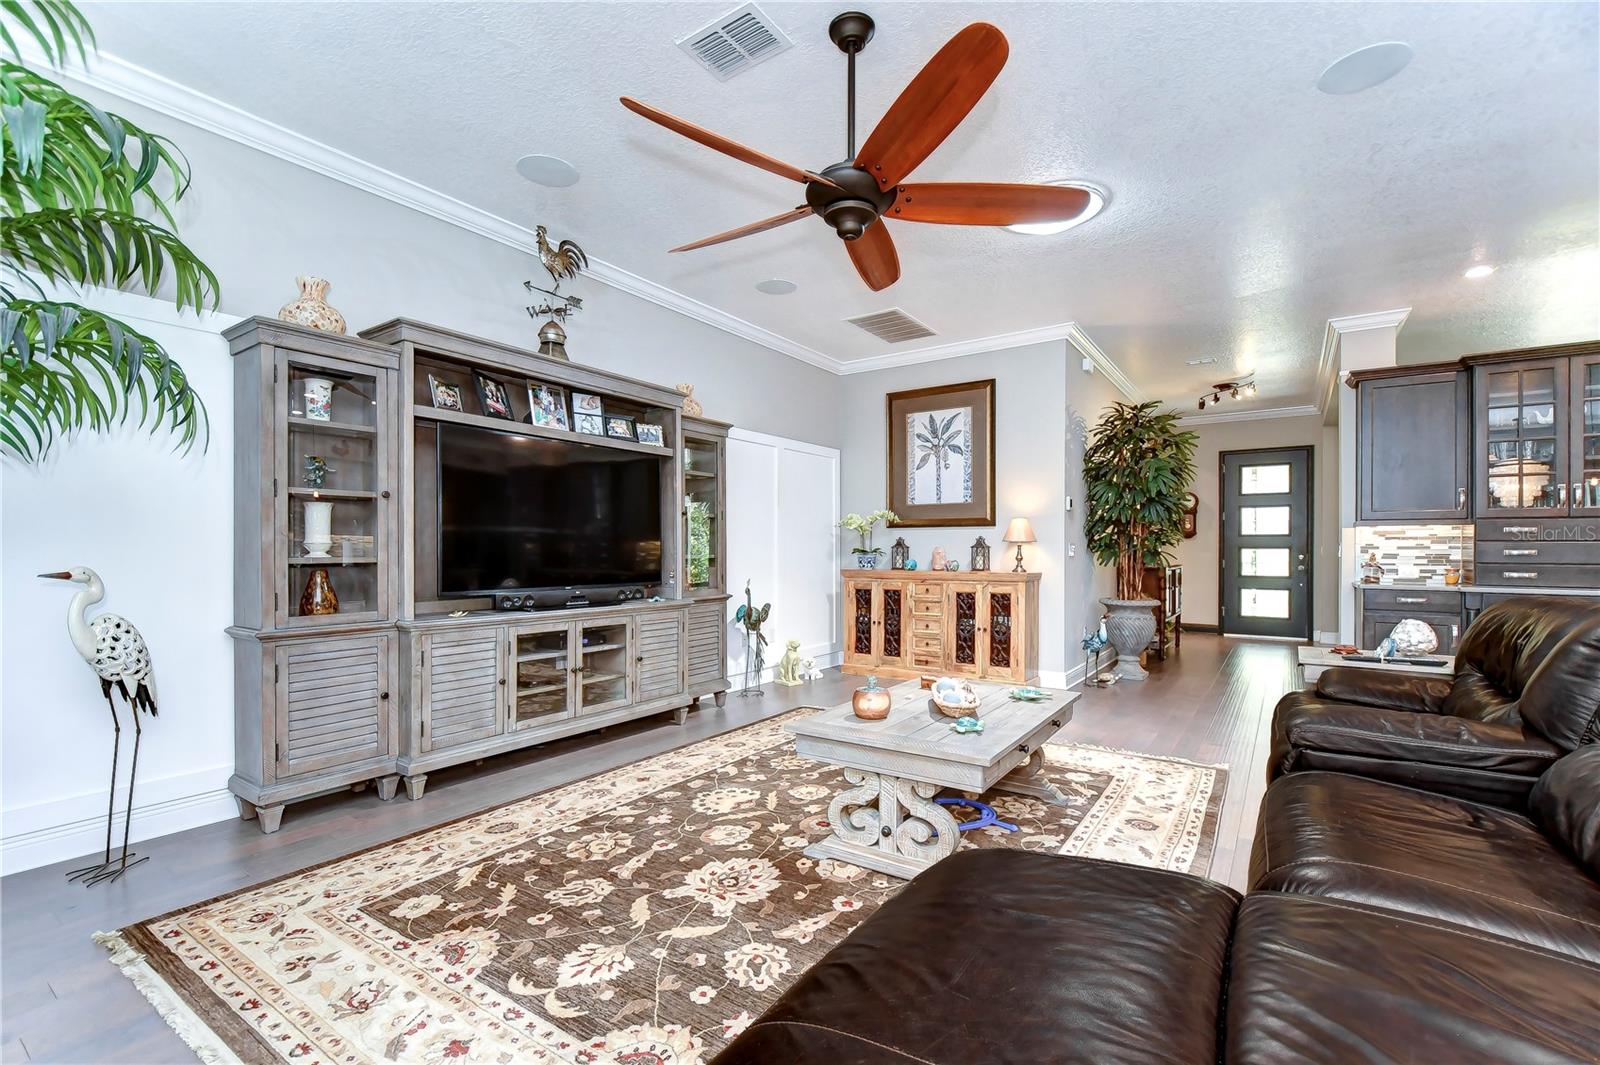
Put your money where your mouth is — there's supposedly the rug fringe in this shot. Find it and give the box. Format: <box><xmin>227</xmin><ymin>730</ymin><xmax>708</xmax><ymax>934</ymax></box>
<box><xmin>1046</xmin><ymin>739</ymin><xmax>1229</xmax><ymax>772</ymax></box>
<box><xmin>94</xmin><ymin>930</ymin><xmax>240</xmax><ymax>1064</ymax></box>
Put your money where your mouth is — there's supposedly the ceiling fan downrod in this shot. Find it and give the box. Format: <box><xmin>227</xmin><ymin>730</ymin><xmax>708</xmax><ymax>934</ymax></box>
<box><xmin>829</xmin><ymin>11</ymin><xmax>875</xmax><ymax>159</ymax></box>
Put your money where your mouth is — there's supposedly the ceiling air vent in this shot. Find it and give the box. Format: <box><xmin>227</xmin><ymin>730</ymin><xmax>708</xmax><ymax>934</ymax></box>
<box><xmin>845</xmin><ymin>308</ymin><xmax>937</xmax><ymax>344</ymax></box>
<box><xmin>678</xmin><ymin>3</ymin><xmax>793</xmax><ymax>82</ymax></box>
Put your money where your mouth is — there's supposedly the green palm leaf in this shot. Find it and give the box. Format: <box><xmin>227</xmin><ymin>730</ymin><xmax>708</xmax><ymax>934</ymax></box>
<box><xmin>1</xmin><ymin>2</ymin><xmax>219</xmax><ymax>463</ymax></box>
<box><xmin>1</xmin><ymin>294</ymin><xmax>205</xmax><ymax>461</ymax></box>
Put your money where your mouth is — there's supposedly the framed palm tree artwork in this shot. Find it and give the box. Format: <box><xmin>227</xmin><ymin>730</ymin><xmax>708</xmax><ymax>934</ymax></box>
<box><xmin>885</xmin><ymin>379</ymin><xmax>995</xmax><ymax>527</ymax></box>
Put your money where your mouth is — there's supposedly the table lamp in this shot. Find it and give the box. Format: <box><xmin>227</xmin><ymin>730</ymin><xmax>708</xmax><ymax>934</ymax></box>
<box><xmin>1004</xmin><ymin>517</ymin><xmax>1036</xmax><ymax>573</ymax></box>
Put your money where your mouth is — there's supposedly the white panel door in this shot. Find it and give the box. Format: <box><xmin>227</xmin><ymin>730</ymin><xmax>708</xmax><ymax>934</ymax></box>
<box><xmin>725</xmin><ymin>429</ymin><xmax>840</xmax><ymax>683</ymax></box>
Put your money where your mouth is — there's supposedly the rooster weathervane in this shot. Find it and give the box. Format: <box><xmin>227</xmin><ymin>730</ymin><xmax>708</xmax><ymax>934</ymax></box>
<box><xmin>525</xmin><ymin>224</ymin><xmax>589</xmax><ymax>359</ymax></box>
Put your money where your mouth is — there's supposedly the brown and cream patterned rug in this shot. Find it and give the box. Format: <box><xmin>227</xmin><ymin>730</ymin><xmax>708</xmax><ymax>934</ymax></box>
<box><xmin>98</xmin><ymin>709</ymin><xmax>1225</xmax><ymax>1065</ymax></box>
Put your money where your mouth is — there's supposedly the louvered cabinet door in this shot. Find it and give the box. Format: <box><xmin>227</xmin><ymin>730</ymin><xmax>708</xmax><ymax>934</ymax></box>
<box><xmin>637</xmin><ymin>612</ymin><xmax>686</xmax><ymax>703</ymax></box>
<box><xmin>420</xmin><ymin>629</ymin><xmax>506</xmax><ymax>752</ymax></box>
<box><xmin>274</xmin><ymin>634</ymin><xmax>393</xmax><ymax>778</ymax></box>
<box><xmin>687</xmin><ymin>601</ymin><xmax>726</xmax><ymax>689</ymax></box>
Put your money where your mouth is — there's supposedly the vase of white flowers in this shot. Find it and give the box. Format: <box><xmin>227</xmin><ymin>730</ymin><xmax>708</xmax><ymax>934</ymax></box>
<box><xmin>839</xmin><ymin>510</ymin><xmax>898</xmax><ymax>569</ymax></box>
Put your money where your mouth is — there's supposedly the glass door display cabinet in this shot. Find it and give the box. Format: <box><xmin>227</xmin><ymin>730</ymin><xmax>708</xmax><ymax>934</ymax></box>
<box><xmin>1573</xmin><ymin>352</ymin><xmax>1600</xmax><ymax>516</ymax></box>
<box><xmin>1475</xmin><ymin>358</ymin><xmax>1568</xmax><ymax>517</ymax></box>
<box><xmin>577</xmin><ymin>619</ymin><xmax>633</xmax><ymax>714</ymax></box>
<box><xmin>682</xmin><ymin>418</ymin><xmax>730</xmax><ymax>595</ymax></box>
<box><xmin>277</xmin><ymin>349</ymin><xmax>394</xmax><ymax>627</ymax></box>
<box><xmin>512</xmin><ymin>622</ymin><xmax>576</xmax><ymax>731</ymax></box>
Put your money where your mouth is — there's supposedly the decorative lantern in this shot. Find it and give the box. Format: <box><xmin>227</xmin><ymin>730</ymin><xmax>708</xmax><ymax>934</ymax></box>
<box><xmin>970</xmin><ymin>536</ymin><xmax>991</xmax><ymax>572</ymax></box>
<box><xmin>889</xmin><ymin>536</ymin><xmax>910</xmax><ymax>570</ymax></box>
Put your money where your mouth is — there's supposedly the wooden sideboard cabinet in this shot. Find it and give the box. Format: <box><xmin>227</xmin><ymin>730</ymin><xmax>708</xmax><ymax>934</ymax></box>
<box><xmin>842</xmin><ymin>569</ymin><xmax>1039</xmax><ymax>684</ymax></box>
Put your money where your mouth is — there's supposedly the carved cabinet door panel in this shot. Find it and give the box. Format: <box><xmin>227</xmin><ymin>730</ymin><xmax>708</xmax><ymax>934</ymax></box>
<box><xmin>877</xmin><ymin>582</ymin><xmax>911</xmax><ymax>671</ymax></box>
<box><xmin>979</xmin><ymin>585</ymin><xmax>1024</xmax><ymax>682</ymax></box>
<box><xmin>944</xmin><ymin>582</ymin><xmax>984</xmax><ymax>678</ymax></box>
<box><xmin>843</xmin><ymin>578</ymin><xmax>877</xmax><ymax>671</ymax></box>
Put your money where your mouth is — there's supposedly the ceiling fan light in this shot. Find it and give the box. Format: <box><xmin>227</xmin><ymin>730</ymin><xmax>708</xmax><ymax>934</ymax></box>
<box><xmin>1231</xmin><ymin>387</ymin><xmax>1241</xmax><ymax>400</ymax></box>
<box><xmin>1198</xmin><ymin>397</ymin><xmax>1207</xmax><ymax>411</ymax></box>
<box><xmin>1006</xmin><ymin>184</ymin><xmax>1107</xmax><ymax>235</ymax></box>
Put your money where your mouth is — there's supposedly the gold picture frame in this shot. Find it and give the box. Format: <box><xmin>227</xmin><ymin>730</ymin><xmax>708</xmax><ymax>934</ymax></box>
<box><xmin>886</xmin><ymin>379</ymin><xmax>995</xmax><ymax>528</ymax></box>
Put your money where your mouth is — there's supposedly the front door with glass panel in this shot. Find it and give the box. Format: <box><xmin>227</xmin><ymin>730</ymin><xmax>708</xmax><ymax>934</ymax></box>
<box><xmin>1221</xmin><ymin>448</ymin><xmax>1311</xmax><ymax>639</ymax></box>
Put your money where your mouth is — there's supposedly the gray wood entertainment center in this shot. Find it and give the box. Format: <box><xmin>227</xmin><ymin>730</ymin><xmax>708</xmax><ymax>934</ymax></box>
<box><xmin>225</xmin><ymin>317</ymin><xmax>730</xmax><ymax>832</ymax></box>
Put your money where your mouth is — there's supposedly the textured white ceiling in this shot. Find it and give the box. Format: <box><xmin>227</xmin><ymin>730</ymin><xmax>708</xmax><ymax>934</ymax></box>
<box><xmin>81</xmin><ymin>1</ymin><xmax>1599</xmax><ymax>409</ymax></box>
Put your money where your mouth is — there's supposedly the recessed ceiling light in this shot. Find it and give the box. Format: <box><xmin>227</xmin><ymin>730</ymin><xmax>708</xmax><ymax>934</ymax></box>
<box><xmin>755</xmin><ymin>278</ymin><xmax>797</xmax><ymax>295</ymax></box>
<box><xmin>515</xmin><ymin>154</ymin><xmax>580</xmax><ymax>188</ymax></box>
<box><xmin>1005</xmin><ymin>182</ymin><xmax>1107</xmax><ymax>236</ymax></box>
<box><xmin>1317</xmin><ymin>42</ymin><xmax>1414</xmax><ymax>95</ymax></box>
<box><xmin>1463</xmin><ymin>264</ymin><xmax>1496</xmax><ymax>280</ymax></box>
<box><xmin>1186</xmin><ymin>356</ymin><xmax>1220</xmax><ymax>366</ymax></box>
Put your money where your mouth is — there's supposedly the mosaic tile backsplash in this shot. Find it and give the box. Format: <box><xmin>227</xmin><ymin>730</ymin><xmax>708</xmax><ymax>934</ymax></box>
<box><xmin>1357</xmin><ymin>525</ymin><xmax>1474</xmax><ymax>583</ymax></box>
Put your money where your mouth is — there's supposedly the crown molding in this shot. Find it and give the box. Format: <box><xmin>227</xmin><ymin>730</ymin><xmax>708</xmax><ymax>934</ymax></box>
<box><xmin>1316</xmin><ymin>307</ymin><xmax>1412</xmax><ymax>416</ymax></box>
<box><xmin>1179</xmin><ymin>403</ymin><xmax>1321</xmax><ymax>425</ymax></box>
<box><xmin>1063</xmin><ymin>324</ymin><xmax>1146</xmax><ymax>401</ymax></box>
<box><xmin>42</xmin><ymin>48</ymin><xmax>1156</xmax><ymax>390</ymax></box>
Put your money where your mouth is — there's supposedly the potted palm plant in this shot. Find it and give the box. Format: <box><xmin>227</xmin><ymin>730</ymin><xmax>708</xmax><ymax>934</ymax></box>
<box><xmin>2</xmin><ymin>1</ymin><xmax>219</xmax><ymax>462</ymax></box>
<box><xmin>1083</xmin><ymin>401</ymin><xmax>1197</xmax><ymax>680</ymax></box>
<box><xmin>839</xmin><ymin>510</ymin><xmax>898</xmax><ymax>569</ymax></box>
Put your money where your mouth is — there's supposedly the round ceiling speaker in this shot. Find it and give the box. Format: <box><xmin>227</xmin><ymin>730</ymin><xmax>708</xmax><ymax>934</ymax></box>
<box><xmin>516</xmin><ymin>154</ymin><xmax>580</xmax><ymax>187</ymax></box>
<box><xmin>1317</xmin><ymin>42</ymin><xmax>1414</xmax><ymax>95</ymax></box>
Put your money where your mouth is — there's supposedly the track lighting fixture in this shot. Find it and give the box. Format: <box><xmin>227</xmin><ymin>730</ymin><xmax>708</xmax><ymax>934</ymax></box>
<box><xmin>1195</xmin><ymin>376</ymin><xmax>1257</xmax><ymax>410</ymax></box>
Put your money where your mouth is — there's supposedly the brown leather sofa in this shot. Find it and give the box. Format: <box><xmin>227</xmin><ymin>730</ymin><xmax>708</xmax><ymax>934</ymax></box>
<box><xmin>1269</xmin><ymin>597</ymin><xmax>1600</xmax><ymax>806</ymax></box>
<box><xmin>712</xmin><ymin>746</ymin><xmax>1600</xmax><ymax>1065</ymax></box>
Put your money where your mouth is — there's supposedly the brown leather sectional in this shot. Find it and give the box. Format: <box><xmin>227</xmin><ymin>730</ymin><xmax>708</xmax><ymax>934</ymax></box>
<box><xmin>713</xmin><ymin>599</ymin><xmax>1600</xmax><ymax>1065</ymax></box>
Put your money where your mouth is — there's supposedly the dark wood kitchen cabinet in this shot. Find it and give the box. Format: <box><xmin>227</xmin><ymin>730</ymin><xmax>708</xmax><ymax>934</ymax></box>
<box><xmin>1357</xmin><ymin>369</ymin><xmax>1471</xmax><ymax>523</ymax></box>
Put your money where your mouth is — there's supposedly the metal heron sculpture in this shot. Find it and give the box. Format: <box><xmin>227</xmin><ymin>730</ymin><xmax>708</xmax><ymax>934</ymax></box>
<box><xmin>40</xmin><ymin>567</ymin><xmax>157</xmax><ymax>885</ymax></box>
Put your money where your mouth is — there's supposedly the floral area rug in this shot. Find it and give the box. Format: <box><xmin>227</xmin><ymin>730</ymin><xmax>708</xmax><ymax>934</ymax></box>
<box><xmin>98</xmin><ymin>709</ymin><xmax>1226</xmax><ymax>1065</ymax></box>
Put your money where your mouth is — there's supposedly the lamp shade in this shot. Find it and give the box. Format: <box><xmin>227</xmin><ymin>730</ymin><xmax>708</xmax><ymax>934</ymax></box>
<box><xmin>1003</xmin><ymin>517</ymin><xmax>1036</xmax><ymax>544</ymax></box>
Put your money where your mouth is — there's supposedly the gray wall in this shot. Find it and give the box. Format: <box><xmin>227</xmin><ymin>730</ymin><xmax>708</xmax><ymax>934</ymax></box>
<box><xmin>75</xmin><ymin>84</ymin><xmax>844</xmax><ymax>450</ymax></box>
<box><xmin>837</xmin><ymin>342</ymin><xmax>1126</xmax><ymax>682</ymax></box>
<box><xmin>1172</xmin><ymin>414</ymin><xmax>1340</xmax><ymax>637</ymax></box>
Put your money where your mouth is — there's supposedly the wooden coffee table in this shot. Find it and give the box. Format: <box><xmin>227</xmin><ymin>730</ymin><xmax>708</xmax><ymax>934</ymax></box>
<box><xmin>785</xmin><ymin>680</ymin><xmax>1078</xmax><ymax>878</ymax></box>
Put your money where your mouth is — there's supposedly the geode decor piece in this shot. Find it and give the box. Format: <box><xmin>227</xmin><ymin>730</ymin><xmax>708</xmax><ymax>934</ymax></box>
<box><xmin>1389</xmin><ymin>618</ymin><xmax>1440</xmax><ymax>657</ymax></box>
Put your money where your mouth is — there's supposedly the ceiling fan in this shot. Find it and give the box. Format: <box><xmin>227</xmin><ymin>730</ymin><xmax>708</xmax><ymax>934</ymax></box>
<box><xmin>620</xmin><ymin>12</ymin><xmax>1094</xmax><ymax>291</ymax></box>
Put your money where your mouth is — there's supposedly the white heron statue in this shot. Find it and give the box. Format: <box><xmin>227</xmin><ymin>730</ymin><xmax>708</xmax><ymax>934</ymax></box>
<box><xmin>39</xmin><ymin>566</ymin><xmax>156</xmax><ymax>885</ymax></box>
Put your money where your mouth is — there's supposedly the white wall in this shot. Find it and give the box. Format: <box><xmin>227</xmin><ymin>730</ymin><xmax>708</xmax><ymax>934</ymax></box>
<box><xmin>837</xmin><ymin>342</ymin><xmax>1128</xmax><ymax>687</ymax></box>
<box><xmin>1</xmin><ymin>292</ymin><xmax>242</xmax><ymax>872</ymax></box>
<box><xmin>724</xmin><ymin>430</ymin><xmax>841</xmax><ymax>686</ymax></box>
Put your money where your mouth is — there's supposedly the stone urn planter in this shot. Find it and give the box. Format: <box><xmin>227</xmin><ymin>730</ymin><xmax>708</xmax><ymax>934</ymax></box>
<box><xmin>1099</xmin><ymin>597</ymin><xmax>1159</xmax><ymax>681</ymax></box>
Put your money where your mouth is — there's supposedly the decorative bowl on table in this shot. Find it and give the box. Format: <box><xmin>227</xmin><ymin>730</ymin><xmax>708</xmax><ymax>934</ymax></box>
<box><xmin>852</xmin><ymin>675</ymin><xmax>893</xmax><ymax>720</ymax></box>
<box><xmin>930</xmin><ymin>677</ymin><xmax>980</xmax><ymax>718</ymax></box>
<box><xmin>1389</xmin><ymin>619</ymin><xmax>1440</xmax><ymax>657</ymax></box>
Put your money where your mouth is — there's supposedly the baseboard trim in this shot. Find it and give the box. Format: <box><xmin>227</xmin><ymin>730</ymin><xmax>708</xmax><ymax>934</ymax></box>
<box><xmin>2</xmin><ymin>771</ymin><xmax>237</xmax><ymax>875</ymax></box>
<box><xmin>1181</xmin><ymin>623</ymin><xmax>1220</xmax><ymax>634</ymax></box>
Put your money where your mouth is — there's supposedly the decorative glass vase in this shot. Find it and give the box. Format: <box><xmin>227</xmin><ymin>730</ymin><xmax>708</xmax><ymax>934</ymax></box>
<box><xmin>299</xmin><ymin>568</ymin><xmax>339</xmax><ymax>616</ymax></box>
<box><xmin>278</xmin><ymin>276</ymin><xmax>347</xmax><ymax>335</ymax></box>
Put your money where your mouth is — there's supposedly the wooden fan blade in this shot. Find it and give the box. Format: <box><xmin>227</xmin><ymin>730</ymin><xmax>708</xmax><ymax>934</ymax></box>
<box><xmin>620</xmin><ymin>97</ymin><xmax>840</xmax><ymax>189</ymax></box>
<box><xmin>888</xmin><ymin>183</ymin><xmax>1092</xmax><ymax>226</ymax></box>
<box><xmin>669</xmin><ymin>206</ymin><xmax>814</xmax><ymax>253</ymax></box>
<box><xmin>845</xmin><ymin>222</ymin><xmax>900</xmax><ymax>292</ymax></box>
<box><xmin>855</xmin><ymin>23</ymin><xmax>1009</xmax><ymax>191</ymax></box>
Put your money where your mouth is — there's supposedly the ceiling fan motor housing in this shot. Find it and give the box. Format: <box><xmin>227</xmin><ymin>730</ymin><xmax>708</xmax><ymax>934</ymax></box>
<box><xmin>808</xmin><ymin>161</ymin><xmax>895</xmax><ymax>240</ymax></box>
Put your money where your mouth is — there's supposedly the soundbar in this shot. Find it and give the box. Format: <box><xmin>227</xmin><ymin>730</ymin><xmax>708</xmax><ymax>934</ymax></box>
<box><xmin>493</xmin><ymin>587</ymin><xmax>648</xmax><ymax>612</ymax></box>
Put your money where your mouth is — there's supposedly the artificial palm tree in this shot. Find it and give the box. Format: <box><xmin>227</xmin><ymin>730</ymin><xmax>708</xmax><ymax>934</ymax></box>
<box><xmin>1</xmin><ymin>0</ymin><xmax>219</xmax><ymax>462</ymax></box>
<box><xmin>1084</xmin><ymin>400</ymin><xmax>1198</xmax><ymax>598</ymax></box>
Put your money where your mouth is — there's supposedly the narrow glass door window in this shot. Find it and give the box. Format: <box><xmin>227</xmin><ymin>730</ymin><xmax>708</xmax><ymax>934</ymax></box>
<box><xmin>1485</xmin><ymin>366</ymin><xmax>1562</xmax><ymax>510</ymax></box>
<box><xmin>684</xmin><ymin>437</ymin><xmax>720</xmax><ymax>590</ymax></box>
<box><xmin>285</xmin><ymin>361</ymin><xmax>383</xmax><ymax>620</ymax></box>
<box><xmin>1577</xmin><ymin>361</ymin><xmax>1600</xmax><ymax>511</ymax></box>
<box><xmin>579</xmin><ymin>621</ymin><xmax>631</xmax><ymax>713</ymax></box>
<box><xmin>987</xmin><ymin>590</ymin><xmax>1014</xmax><ymax>669</ymax></box>
<box><xmin>952</xmin><ymin>590</ymin><xmax>979</xmax><ymax>667</ymax></box>
<box><xmin>514</xmin><ymin>627</ymin><xmax>574</xmax><ymax>728</ymax></box>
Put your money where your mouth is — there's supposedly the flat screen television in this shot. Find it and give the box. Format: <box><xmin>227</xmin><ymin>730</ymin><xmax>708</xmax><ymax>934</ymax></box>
<box><xmin>437</xmin><ymin>423</ymin><xmax>663</xmax><ymax>596</ymax></box>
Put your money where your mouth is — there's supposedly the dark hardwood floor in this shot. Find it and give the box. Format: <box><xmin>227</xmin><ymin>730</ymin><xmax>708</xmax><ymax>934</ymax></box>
<box><xmin>0</xmin><ymin>634</ymin><xmax>1293</xmax><ymax>1063</ymax></box>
